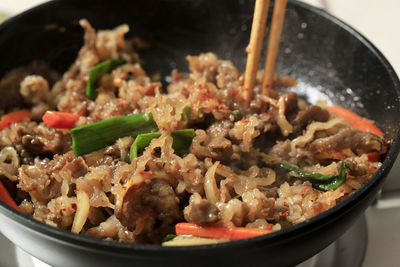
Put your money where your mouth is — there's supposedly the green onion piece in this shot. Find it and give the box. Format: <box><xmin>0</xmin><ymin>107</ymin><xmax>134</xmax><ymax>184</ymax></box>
<box><xmin>278</xmin><ymin>161</ymin><xmax>348</xmax><ymax>191</ymax></box>
<box><xmin>311</xmin><ymin>161</ymin><xmax>348</xmax><ymax>191</ymax></box>
<box><xmin>129</xmin><ymin>132</ymin><xmax>161</xmax><ymax>160</ymax></box>
<box><xmin>129</xmin><ymin>129</ymin><xmax>195</xmax><ymax>161</ymax></box>
<box><xmin>70</xmin><ymin>113</ymin><xmax>158</xmax><ymax>157</ymax></box>
<box><xmin>232</xmin><ymin>110</ymin><xmax>242</xmax><ymax>122</ymax></box>
<box><xmin>279</xmin><ymin>162</ymin><xmax>336</xmax><ymax>181</ymax></box>
<box><xmin>86</xmin><ymin>58</ymin><xmax>127</xmax><ymax>99</ymax></box>
<box><xmin>171</xmin><ymin>129</ymin><xmax>195</xmax><ymax>151</ymax></box>
<box><xmin>181</xmin><ymin>107</ymin><xmax>193</xmax><ymax>124</ymax></box>
<box><xmin>162</xmin><ymin>234</ymin><xmax>177</xmax><ymax>243</ymax></box>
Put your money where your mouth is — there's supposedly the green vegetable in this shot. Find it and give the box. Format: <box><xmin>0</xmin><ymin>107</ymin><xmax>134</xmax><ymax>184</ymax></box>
<box><xmin>278</xmin><ymin>161</ymin><xmax>348</xmax><ymax>191</ymax></box>
<box><xmin>129</xmin><ymin>129</ymin><xmax>195</xmax><ymax>161</ymax></box>
<box><xmin>70</xmin><ymin>113</ymin><xmax>158</xmax><ymax>157</ymax></box>
<box><xmin>181</xmin><ymin>107</ymin><xmax>193</xmax><ymax>124</ymax></box>
<box><xmin>232</xmin><ymin>110</ymin><xmax>242</xmax><ymax>122</ymax></box>
<box><xmin>162</xmin><ymin>234</ymin><xmax>177</xmax><ymax>243</ymax></box>
<box><xmin>171</xmin><ymin>129</ymin><xmax>195</xmax><ymax>152</ymax></box>
<box><xmin>86</xmin><ymin>58</ymin><xmax>127</xmax><ymax>99</ymax></box>
<box><xmin>129</xmin><ymin>132</ymin><xmax>161</xmax><ymax>160</ymax></box>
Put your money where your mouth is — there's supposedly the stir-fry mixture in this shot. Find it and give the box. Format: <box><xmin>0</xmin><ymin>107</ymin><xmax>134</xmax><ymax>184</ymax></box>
<box><xmin>0</xmin><ymin>20</ymin><xmax>387</xmax><ymax>245</ymax></box>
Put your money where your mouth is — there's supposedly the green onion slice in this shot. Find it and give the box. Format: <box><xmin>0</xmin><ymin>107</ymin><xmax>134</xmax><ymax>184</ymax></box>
<box><xmin>69</xmin><ymin>113</ymin><xmax>158</xmax><ymax>157</ymax></box>
<box><xmin>86</xmin><ymin>58</ymin><xmax>127</xmax><ymax>99</ymax></box>
<box><xmin>181</xmin><ymin>107</ymin><xmax>193</xmax><ymax>124</ymax></box>
<box><xmin>232</xmin><ymin>110</ymin><xmax>242</xmax><ymax>122</ymax></box>
<box><xmin>129</xmin><ymin>129</ymin><xmax>195</xmax><ymax>161</ymax></box>
<box><xmin>162</xmin><ymin>234</ymin><xmax>177</xmax><ymax>243</ymax></box>
<box><xmin>278</xmin><ymin>161</ymin><xmax>348</xmax><ymax>191</ymax></box>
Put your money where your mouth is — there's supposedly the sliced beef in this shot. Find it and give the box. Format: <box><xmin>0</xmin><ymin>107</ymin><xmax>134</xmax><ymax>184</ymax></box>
<box><xmin>20</xmin><ymin>75</ymin><xmax>54</xmax><ymax>120</ymax></box>
<box><xmin>18</xmin><ymin>162</ymin><xmax>61</xmax><ymax>203</ymax></box>
<box><xmin>86</xmin><ymin>215</ymin><xmax>136</xmax><ymax>242</ymax></box>
<box><xmin>116</xmin><ymin>179</ymin><xmax>181</xmax><ymax>242</ymax></box>
<box><xmin>291</xmin><ymin>105</ymin><xmax>329</xmax><ymax>134</ymax></box>
<box><xmin>184</xmin><ymin>198</ymin><xmax>219</xmax><ymax>226</ymax></box>
<box><xmin>1</xmin><ymin>121</ymin><xmax>71</xmax><ymax>159</ymax></box>
<box><xmin>309</xmin><ymin>128</ymin><xmax>386</xmax><ymax>156</ymax></box>
<box><xmin>284</xmin><ymin>92</ymin><xmax>298</xmax><ymax>116</ymax></box>
<box><xmin>190</xmin><ymin>129</ymin><xmax>233</xmax><ymax>161</ymax></box>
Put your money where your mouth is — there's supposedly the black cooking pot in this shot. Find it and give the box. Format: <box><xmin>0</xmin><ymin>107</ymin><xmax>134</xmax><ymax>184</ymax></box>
<box><xmin>0</xmin><ymin>0</ymin><xmax>399</xmax><ymax>266</ymax></box>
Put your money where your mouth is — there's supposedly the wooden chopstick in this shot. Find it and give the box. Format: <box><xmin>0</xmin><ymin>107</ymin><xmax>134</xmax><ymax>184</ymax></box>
<box><xmin>243</xmin><ymin>0</ymin><xmax>270</xmax><ymax>103</ymax></box>
<box><xmin>261</xmin><ymin>0</ymin><xmax>288</xmax><ymax>96</ymax></box>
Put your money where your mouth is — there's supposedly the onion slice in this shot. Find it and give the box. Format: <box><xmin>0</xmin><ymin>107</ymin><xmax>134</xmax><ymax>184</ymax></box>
<box><xmin>204</xmin><ymin>161</ymin><xmax>220</xmax><ymax>205</ymax></box>
<box><xmin>71</xmin><ymin>190</ymin><xmax>90</xmax><ymax>234</ymax></box>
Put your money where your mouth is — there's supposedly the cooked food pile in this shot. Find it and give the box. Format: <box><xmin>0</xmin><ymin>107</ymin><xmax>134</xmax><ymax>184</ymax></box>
<box><xmin>0</xmin><ymin>20</ymin><xmax>387</xmax><ymax>245</ymax></box>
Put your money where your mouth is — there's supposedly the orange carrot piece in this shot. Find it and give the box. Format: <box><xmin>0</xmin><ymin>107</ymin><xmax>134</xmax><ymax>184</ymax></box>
<box><xmin>326</xmin><ymin>106</ymin><xmax>384</xmax><ymax>137</ymax></box>
<box><xmin>42</xmin><ymin>111</ymin><xmax>80</xmax><ymax>129</ymax></box>
<box><xmin>0</xmin><ymin>110</ymin><xmax>31</xmax><ymax>130</ymax></box>
<box><xmin>0</xmin><ymin>181</ymin><xmax>20</xmax><ymax>211</ymax></box>
<box><xmin>175</xmin><ymin>223</ymin><xmax>272</xmax><ymax>241</ymax></box>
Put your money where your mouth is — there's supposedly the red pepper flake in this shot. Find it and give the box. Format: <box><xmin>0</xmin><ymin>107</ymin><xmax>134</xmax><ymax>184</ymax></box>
<box><xmin>218</xmin><ymin>163</ymin><xmax>223</xmax><ymax>168</ymax></box>
<box><xmin>281</xmin><ymin>211</ymin><xmax>289</xmax><ymax>218</ymax></box>
<box><xmin>62</xmin><ymin>208</ymin><xmax>67</xmax><ymax>212</ymax></box>
<box><xmin>145</xmin><ymin>83</ymin><xmax>161</xmax><ymax>96</ymax></box>
<box><xmin>261</xmin><ymin>210</ymin><xmax>269</xmax><ymax>217</ymax></box>
<box><xmin>186</xmin><ymin>169</ymin><xmax>193</xmax><ymax>173</ymax></box>
<box><xmin>73</xmin><ymin>189</ymin><xmax>78</xmax><ymax>194</ymax></box>
<box><xmin>264</xmin><ymin>84</ymin><xmax>270</xmax><ymax>88</ymax></box>
<box><xmin>267</xmin><ymin>224</ymin><xmax>273</xmax><ymax>231</ymax></box>
<box><xmin>340</xmin><ymin>188</ymin><xmax>344</xmax><ymax>193</ymax></box>
<box><xmin>301</xmin><ymin>188</ymin><xmax>308</xmax><ymax>196</ymax></box>
<box><xmin>217</xmin><ymin>104</ymin><xmax>229</xmax><ymax>110</ymax></box>
<box><xmin>47</xmin><ymin>208</ymin><xmax>51</xmax><ymax>212</ymax></box>
<box><xmin>283</xmin><ymin>202</ymin><xmax>289</xmax><ymax>208</ymax></box>
<box><xmin>123</xmin><ymin>186</ymin><xmax>127</xmax><ymax>190</ymax></box>
<box><xmin>118</xmin><ymin>101</ymin><xmax>124</xmax><ymax>107</ymax></box>
<box><xmin>241</xmin><ymin>118</ymin><xmax>249</xmax><ymax>123</ymax></box>
<box><xmin>71</xmin><ymin>203</ymin><xmax>77</xmax><ymax>210</ymax></box>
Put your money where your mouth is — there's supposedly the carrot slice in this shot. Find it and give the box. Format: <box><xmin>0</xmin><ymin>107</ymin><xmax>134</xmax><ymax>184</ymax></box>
<box><xmin>0</xmin><ymin>110</ymin><xmax>31</xmax><ymax>130</ymax></box>
<box><xmin>42</xmin><ymin>111</ymin><xmax>80</xmax><ymax>129</ymax></box>
<box><xmin>0</xmin><ymin>181</ymin><xmax>20</xmax><ymax>211</ymax></box>
<box><xmin>326</xmin><ymin>106</ymin><xmax>384</xmax><ymax>136</ymax></box>
<box><xmin>175</xmin><ymin>223</ymin><xmax>272</xmax><ymax>241</ymax></box>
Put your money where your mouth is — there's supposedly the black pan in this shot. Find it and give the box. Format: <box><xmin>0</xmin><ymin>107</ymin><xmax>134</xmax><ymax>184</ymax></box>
<box><xmin>0</xmin><ymin>0</ymin><xmax>399</xmax><ymax>266</ymax></box>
